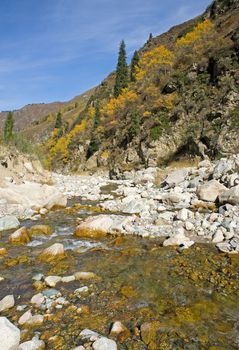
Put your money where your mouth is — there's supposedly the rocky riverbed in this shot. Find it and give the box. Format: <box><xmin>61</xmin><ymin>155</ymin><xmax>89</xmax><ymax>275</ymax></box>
<box><xmin>0</xmin><ymin>154</ymin><xmax>239</xmax><ymax>349</ymax></box>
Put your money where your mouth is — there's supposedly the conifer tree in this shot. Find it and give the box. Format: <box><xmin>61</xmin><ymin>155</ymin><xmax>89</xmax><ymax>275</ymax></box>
<box><xmin>130</xmin><ymin>50</ymin><xmax>140</xmax><ymax>82</ymax></box>
<box><xmin>55</xmin><ymin>112</ymin><xmax>62</xmax><ymax>129</ymax></box>
<box><xmin>148</xmin><ymin>33</ymin><xmax>153</xmax><ymax>42</ymax></box>
<box><xmin>3</xmin><ymin>111</ymin><xmax>14</xmax><ymax>142</ymax></box>
<box><xmin>94</xmin><ymin>101</ymin><xmax>101</xmax><ymax>127</ymax></box>
<box><xmin>114</xmin><ymin>40</ymin><xmax>128</xmax><ymax>97</ymax></box>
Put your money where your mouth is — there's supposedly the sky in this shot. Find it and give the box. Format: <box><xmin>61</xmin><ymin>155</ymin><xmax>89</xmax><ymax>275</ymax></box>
<box><xmin>0</xmin><ymin>0</ymin><xmax>212</xmax><ymax>111</ymax></box>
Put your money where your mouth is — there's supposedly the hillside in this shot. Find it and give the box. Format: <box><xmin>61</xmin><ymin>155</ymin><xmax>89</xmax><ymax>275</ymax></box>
<box><xmin>0</xmin><ymin>88</ymin><xmax>95</xmax><ymax>143</ymax></box>
<box><xmin>2</xmin><ymin>0</ymin><xmax>239</xmax><ymax>174</ymax></box>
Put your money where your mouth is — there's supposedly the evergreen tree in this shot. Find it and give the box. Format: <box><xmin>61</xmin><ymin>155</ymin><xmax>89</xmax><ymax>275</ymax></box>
<box><xmin>94</xmin><ymin>101</ymin><xmax>101</xmax><ymax>127</ymax></box>
<box><xmin>55</xmin><ymin>112</ymin><xmax>62</xmax><ymax>129</ymax></box>
<box><xmin>130</xmin><ymin>50</ymin><xmax>140</xmax><ymax>82</ymax></box>
<box><xmin>114</xmin><ymin>40</ymin><xmax>128</xmax><ymax>97</ymax></box>
<box><xmin>148</xmin><ymin>33</ymin><xmax>153</xmax><ymax>42</ymax></box>
<box><xmin>3</xmin><ymin>112</ymin><xmax>14</xmax><ymax>142</ymax></box>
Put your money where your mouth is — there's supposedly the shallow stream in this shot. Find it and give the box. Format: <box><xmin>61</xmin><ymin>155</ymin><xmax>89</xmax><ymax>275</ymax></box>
<box><xmin>0</xmin><ymin>199</ymin><xmax>239</xmax><ymax>349</ymax></box>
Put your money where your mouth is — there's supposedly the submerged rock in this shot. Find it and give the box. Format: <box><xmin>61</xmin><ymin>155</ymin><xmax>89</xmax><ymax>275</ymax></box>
<box><xmin>0</xmin><ymin>317</ymin><xmax>20</xmax><ymax>350</ymax></box>
<box><xmin>29</xmin><ymin>225</ymin><xmax>53</xmax><ymax>236</ymax></box>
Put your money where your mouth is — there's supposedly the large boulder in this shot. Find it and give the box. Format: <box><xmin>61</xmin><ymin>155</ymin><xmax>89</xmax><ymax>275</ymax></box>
<box><xmin>0</xmin><ymin>317</ymin><xmax>20</xmax><ymax>350</ymax></box>
<box><xmin>0</xmin><ymin>216</ymin><xmax>20</xmax><ymax>232</ymax></box>
<box><xmin>219</xmin><ymin>185</ymin><xmax>239</xmax><ymax>205</ymax></box>
<box><xmin>0</xmin><ymin>182</ymin><xmax>67</xmax><ymax>213</ymax></box>
<box><xmin>75</xmin><ymin>215</ymin><xmax>134</xmax><ymax>239</ymax></box>
<box><xmin>197</xmin><ymin>180</ymin><xmax>227</xmax><ymax>202</ymax></box>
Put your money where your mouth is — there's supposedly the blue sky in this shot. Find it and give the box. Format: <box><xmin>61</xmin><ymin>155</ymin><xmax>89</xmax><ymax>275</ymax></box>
<box><xmin>0</xmin><ymin>0</ymin><xmax>212</xmax><ymax>111</ymax></box>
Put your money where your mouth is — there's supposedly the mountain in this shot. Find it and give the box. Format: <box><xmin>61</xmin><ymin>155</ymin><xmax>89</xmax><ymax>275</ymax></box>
<box><xmin>1</xmin><ymin>0</ymin><xmax>239</xmax><ymax>175</ymax></box>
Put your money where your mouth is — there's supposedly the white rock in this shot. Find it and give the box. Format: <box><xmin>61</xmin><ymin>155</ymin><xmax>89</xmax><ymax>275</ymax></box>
<box><xmin>93</xmin><ymin>337</ymin><xmax>117</xmax><ymax>350</ymax></box>
<box><xmin>0</xmin><ymin>216</ymin><xmax>20</xmax><ymax>232</ymax></box>
<box><xmin>212</xmin><ymin>230</ymin><xmax>224</xmax><ymax>244</ymax></box>
<box><xmin>61</xmin><ymin>276</ymin><xmax>75</xmax><ymax>283</ymax></box>
<box><xmin>24</xmin><ymin>315</ymin><xmax>44</xmax><ymax>327</ymax></box>
<box><xmin>0</xmin><ymin>317</ymin><xmax>20</xmax><ymax>350</ymax></box>
<box><xmin>74</xmin><ymin>286</ymin><xmax>89</xmax><ymax>294</ymax></box>
<box><xmin>18</xmin><ymin>338</ymin><xmax>45</xmax><ymax>350</ymax></box>
<box><xmin>30</xmin><ymin>293</ymin><xmax>44</xmax><ymax>307</ymax></box>
<box><xmin>185</xmin><ymin>221</ymin><xmax>195</xmax><ymax>231</ymax></box>
<box><xmin>45</xmin><ymin>276</ymin><xmax>62</xmax><ymax>287</ymax></box>
<box><xmin>177</xmin><ymin>208</ymin><xmax>190</xmax><ymax>221</ymax></box>
<box><xmin>197</xmin><ymin>180</ymin><xmax>227</xmax><ymax>202</ymax></box>
<box><xmin>18</xmin><ymin>310</ymin><xmax>32</xmax><ymax>325</ymax></box>
<box><xmin>0</xmin><ymin>295</ymin><xmax>15</xmax><ymax>312</ymax></box>
<box><xmin>165</xmin><ymin>169</ymin><xmax>189</xmax><ymax>187</ymax></box>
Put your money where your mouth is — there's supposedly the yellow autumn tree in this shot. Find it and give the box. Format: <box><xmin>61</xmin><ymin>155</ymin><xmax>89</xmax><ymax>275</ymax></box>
<box><xmin>136</xmin><ymin>45</ymin><xmax>174</xmax><ymax>81</ymax></box>
<box><xmin>101</xmin><ymin>88</ymin><xmax>138</xmax><ymax>117</ymax></box>
<box><xmin>176</xmin><ymin>19</ymin><xmax>214</xmax><ymax>47</ymax></box>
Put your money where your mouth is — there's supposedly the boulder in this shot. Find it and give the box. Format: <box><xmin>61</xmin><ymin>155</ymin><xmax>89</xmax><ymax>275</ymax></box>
<box><xmin>39</xmin><ymin>243</ymin><xmax>65</xmax><ymax>263</ymax></box>
<box><xmin>0</xmin><ymin>295</ymin><xmax>15</xmax><ymax>312</ymax></box>
<box><xmin>0</xmin><ymin>317</ymin><xmax>20</xmax><ymax>350</ymax></box>
<box><xmin>75</xmin><ymin>215</ymin><xmax>134</xmax><ymax>238</ymax></box>
<box><xmin>30</xmin><ymin>293</ymin><xmax>44</xmax><ymax>307</ymax></box>
<box><xmin>0</xmin><ymin>216</ymin><xmax>20</xmax><ymax>232</ymax></box>
<box><xmin>197</xmin><ymin>180</ymin><xmax>227</xmax><ymax>202</ymax></box>
<box><xmin>219</xmin><ymin>185</ymin><xmax>239</xmax><ymax>205</ymax></box>
<box><xmin>8</xmin><ymin>227</ymin><xmax>30</xmax><ymax>245</ymax></box>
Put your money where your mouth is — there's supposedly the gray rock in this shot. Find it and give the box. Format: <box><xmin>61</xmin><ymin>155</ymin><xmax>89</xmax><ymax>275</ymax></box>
<box><xmin>164</xmin><ymin>169</ymin><xmax>189</xmax><ymax>187</ymax></box>
<box><xmin>0</xmin><ymin>216</ymin><xmax>20</xmax><ymax>232</ymax></box>
<box><xmin>219</xmin><ymin>186</ymin><xmax>239</xmax><ymax>205</ymax></box>
<box><xmin>0</xmin><ymin>295</ymin><xmax>15</xmax><ymax>312</ymax></box>
<box><xmin>0</xmin><ymin>317</ymin><xmax>20</xmax><ymax>350</ymax></box>
<box><xmin>197</xmin><ymin>180</ymin><xmax>227</xmax><ymax>202</ymax></box>
<box><xmin>92</xmin><ymin>337</ymin><xmax>117</xmax><ymax>350</ymax></box>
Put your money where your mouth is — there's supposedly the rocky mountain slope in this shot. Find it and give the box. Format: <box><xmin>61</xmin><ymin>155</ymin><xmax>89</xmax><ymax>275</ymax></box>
<box><xmin>1</xmin><ymin>0</ymin><xmax>238</xmax><ymax>175</ymax></box>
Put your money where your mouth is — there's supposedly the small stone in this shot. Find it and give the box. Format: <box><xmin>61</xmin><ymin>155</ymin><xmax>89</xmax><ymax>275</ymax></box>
<box><xmin>74</xmin><ymin>272</ymin><xmax>99</xmax><ymax>280</ymax></box>
<box><xmin>18</xmin><ymin>338</ymin><xmax>45</xmax><ymax>350</ymax></box>
<box><xmin>9</xmin><ymin>227</ymin><xmax>30</xmax><ymax>245</ymax></box>
<box><xmin>45</xmin><ymin>276</ymin><xmax>62</xmax><ymax>287</ymax></box>
<box><xmin>61</xmin><ymin>275</ymin><xmax>75</xmax><ymax>283</ymax></box>
<box><xmin>0</xmin><ymin>295</ymin><xmax>15</xmax><ymax>312</ymax></box>
<box><xmin>0</xmin><ymin>247</ymin><xmax>7</xmax><ymax>256</ymax></box>
<box><xmin>19</xmin><ymin>310</ymin><xmax>32</xmax><ymax>325</ymax></box>
<box><xmin>32</xmin><ymin>274</ymin><xmax>44</xmax><ymax>282</ymax></box>
<box><xmin>31</xmin><ymin>293</ymin><xmax>44</xmax><ymax>307</ymax></box>
<box><xmin>92</xmin><ymin>337</ymin><xmax>117</xmax><ymax>350</ymax></box>
<box><xmin>24</xmin><ymin>314</ymin><xmax>44</xmax><ymax>327</ymax></box>
<box><xmin>212</xmin><ymin>229</ymin><xmax>224</xmax><ymax>244</ymax></box>
<box><xmin>185</xmin><ymin>221</ymin><xmax>195</xmax><ymax>231</ymax></box>
<box><xmin>74</xmin><ymin>286</ymin><xmax>89</xmax><ymax>295</ymax></box>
